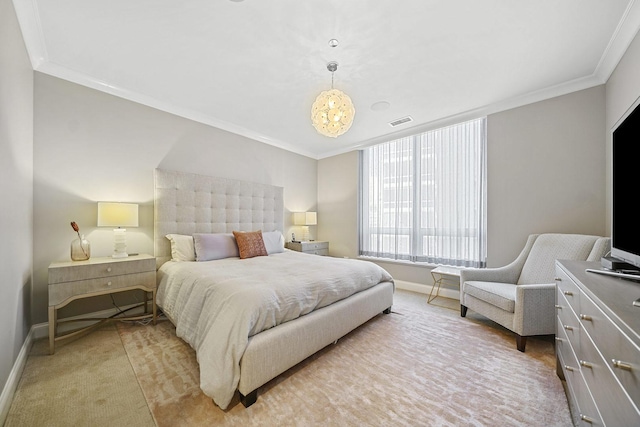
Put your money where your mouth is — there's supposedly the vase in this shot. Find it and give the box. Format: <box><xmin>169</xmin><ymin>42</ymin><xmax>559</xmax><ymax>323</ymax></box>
<box><xmin>71</xmin><ymin>235</ymin><xmax>91</xmax><ymax>261</ymax></box>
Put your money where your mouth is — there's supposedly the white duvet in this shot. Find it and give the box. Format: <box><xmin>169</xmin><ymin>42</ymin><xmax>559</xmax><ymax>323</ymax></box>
<box><xmin>156</xmin><ymin>250</ymin><xmax>394</xmax><ymax>409</ymax></box>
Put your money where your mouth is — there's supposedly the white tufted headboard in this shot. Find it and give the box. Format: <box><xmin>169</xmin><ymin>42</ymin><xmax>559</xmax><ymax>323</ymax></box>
<box><xmin>154</xmin><ymin>169</ymin><xmax>284</xmax><ymax>268</ymax></box>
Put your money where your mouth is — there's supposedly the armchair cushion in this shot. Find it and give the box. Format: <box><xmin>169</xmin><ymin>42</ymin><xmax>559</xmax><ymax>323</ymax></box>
<box><xmin>464</xmin><ymin>281</ymin><xmax>516</xmax><ymax>313</ymax></box>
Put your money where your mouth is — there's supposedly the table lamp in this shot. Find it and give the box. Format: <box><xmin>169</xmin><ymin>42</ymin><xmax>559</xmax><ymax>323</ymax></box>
<box><xmin>97</xmin><ymin>202</ymin><xmax>139</xmax><ymax>258</ymax></box>
<box><xmin>293</xmin><ymin>212</ymin><xmax>317</xmax><ymax>241</ymax></box>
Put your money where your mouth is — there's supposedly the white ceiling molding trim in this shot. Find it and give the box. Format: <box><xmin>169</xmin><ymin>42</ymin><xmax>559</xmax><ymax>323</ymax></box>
<box><xmin>317</xmin><ymin>74</ymin><xmax>604</xmax><ymax>160</ymax></box>
<box><xmin>11</xmin><ymin>0</ymin><xmax>48</xmax><ymax>69</ymax></box>
<box><xmin>594</xmin><ymin>0</ymin><xmax>640</xmax><ymax>82</ymax></box>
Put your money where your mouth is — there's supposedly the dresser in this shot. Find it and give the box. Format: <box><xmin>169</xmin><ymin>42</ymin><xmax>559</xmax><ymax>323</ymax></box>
<box><xmin>285</xmin><ymin>241</ymin><xmax>329</xmax><ymax>256</ymax></box>
<box><xmin>48</xmin><ymin>254</ymin><xmax>156</xmax><ymax>354</ymax></box>
<box><xmin>555</xmin><ymin>260</ymin><xmax>640</xmax><ymax>426</ymax></box>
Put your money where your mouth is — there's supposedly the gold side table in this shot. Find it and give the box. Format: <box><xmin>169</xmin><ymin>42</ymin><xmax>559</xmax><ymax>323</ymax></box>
<box><xmin>428</xmin><ymin>265</ymin><xmax>462</xmax><ymax>304</ymax></box>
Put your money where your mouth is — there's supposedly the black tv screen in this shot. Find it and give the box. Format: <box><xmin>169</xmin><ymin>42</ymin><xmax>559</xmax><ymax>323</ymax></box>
<box><xmin>611</xmin><ymin>98</ymin><xmax>640</xmax><ymax>269</ymax></box>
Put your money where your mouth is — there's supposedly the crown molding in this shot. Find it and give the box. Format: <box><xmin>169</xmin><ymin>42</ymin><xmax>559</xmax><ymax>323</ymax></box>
<box><xmin>13</xmin><ymin>0</ymin><xmax>640</xmax><ymax>161</ymax></box>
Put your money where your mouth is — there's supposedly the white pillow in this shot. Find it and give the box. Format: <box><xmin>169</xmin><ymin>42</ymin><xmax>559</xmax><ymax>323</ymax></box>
<box><xmin>193</xmin><ymin>233</ymin><xmax>239</xmax><ymax>261</ymax></box>
<box><xmin>262</xmin><ymin>231</ymin><xmax>285</xmax><ymax>255</ymax></box>
<box><xmin>165</xmin><ymin>234</ymin><xmax>195</xmax><ymax>262</ymax></box>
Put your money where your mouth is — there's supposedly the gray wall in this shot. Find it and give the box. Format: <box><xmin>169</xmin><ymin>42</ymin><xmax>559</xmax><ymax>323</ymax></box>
<box><xmin>32</xmin><ymin>73</ymin><xmax>318</xmax><ymax>324</ymax></box>
<box><xmin>318</xmin><ymin>85</ymin><xmax>607</xmax><ymax>289</ymax></box>
<box><xmin>0</xmin><ymin>0</ymin><xmax>34</xmax><ymax>398</ymax></box>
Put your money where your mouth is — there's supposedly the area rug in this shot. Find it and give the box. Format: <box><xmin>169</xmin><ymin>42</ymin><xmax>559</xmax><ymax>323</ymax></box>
<box><xmin>5</xmin><ymin>324</ymin><xmax>155</xmax><ymax>427</ymax></box>
<box><xmin>116</xmin><ymin>290</ymin><xmax>572</xmax><ymax>426</ymax></box>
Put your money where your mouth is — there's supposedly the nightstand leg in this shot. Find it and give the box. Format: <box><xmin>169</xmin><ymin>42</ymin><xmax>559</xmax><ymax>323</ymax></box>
<box><xmin>48</xmin><ymin>306</ymin><xmax>56</xmax><ymax>355</ymax></box>
<box><xmin>152</xmin><ymin>289</ymin><xmax>157</xmax><ymax>325</ymax></box>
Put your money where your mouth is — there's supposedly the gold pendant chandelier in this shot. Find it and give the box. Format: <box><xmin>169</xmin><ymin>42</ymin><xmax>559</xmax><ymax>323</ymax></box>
<box><xmin>311</xmin><ymin>62</ymin><xmax>355</xmax><ymax>138</ymax></box>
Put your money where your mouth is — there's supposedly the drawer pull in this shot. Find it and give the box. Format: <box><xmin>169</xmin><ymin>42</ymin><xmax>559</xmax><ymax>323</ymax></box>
<box><xmin>612</xmin><ymin>359</ymin><xmax>633</xmax><ymax>371</ymax></box>
<box><xmin>564</xmin><ymin>365</ymin><xmax>576</xmax><ymax>372</ymax></box>
<box><xmin>554</xmin><ymin>304</ymin><xmax>562</xmax><ymax>309</ymax></box>
<box><xmin>563</xmin><ymin>325</ymin><xmax>574</xmax><ymax>331</ymax></box>
<box><xmin>579</xmin><ymin>314</ymin><xmax>592</xmax><ymax>321</ymax></box>
<box><xmin>107</xmin><ymin>267</ymin><xmax>112</xmax><ymax>272</ymax></box>
<box><xmin>579</xmin><ymin>360</ymin><xmax>593</xmax><ymax>369</ymax></box>
<box><xmin>563</xmin><ymin>290</ymin><xmax>573</xmax><ymax>296</ymax></box>
<box><xmin>107</xmin><ymin>281</ymin><xmax>112</xmax><ymax>286</ymax></box>
<box><xmin>555</xmin><ymin>337</ymin><xmax>563</xmax><ymax>343</ymax></box>
<box><xmin>554</xmin><ymin>277</ymin><xmax>561</xmax><ymax>281</ymax></box>
<box><xmin>580</xmin><ymin>414</ymin><xmax>595</xmax><ymax>424</ymax></box>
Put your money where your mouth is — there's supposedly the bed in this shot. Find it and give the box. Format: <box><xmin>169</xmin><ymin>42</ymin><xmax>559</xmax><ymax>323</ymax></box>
<box><xmin>154</xmin><ymin>168</ymin><xmax>395</xmax><ymax>409</ymax></box>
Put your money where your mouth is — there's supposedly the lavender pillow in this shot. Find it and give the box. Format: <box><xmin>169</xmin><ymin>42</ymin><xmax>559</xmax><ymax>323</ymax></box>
<box><xmin>193</xmin><ymin>233</ymin><xmax>240</xmax><ymax>261</ymax></box>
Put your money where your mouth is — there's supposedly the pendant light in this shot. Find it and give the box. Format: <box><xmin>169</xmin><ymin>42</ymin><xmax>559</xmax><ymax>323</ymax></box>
<box><xmin>311</xmin><ymin>62</ymin><xmax>355</xmax><ymax>138</ymax></box>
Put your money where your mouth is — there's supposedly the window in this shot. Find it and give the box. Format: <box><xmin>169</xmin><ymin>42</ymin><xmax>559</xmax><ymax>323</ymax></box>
<box><xmin>359</xmin><ymin>117</ymin><xmax>487</xmax><ymax>267</ymax></box>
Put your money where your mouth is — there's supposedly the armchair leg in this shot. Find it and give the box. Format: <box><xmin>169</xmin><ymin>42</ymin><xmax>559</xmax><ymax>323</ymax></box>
<box><xmin>460</xmin><ymin>305</ymin><xmax>468</xmax><ymax>317</ymax></box>
<box><xmin>516</xmin><ymin>335</ymin><xmax>527</xmax><ymax>352</ymax></box>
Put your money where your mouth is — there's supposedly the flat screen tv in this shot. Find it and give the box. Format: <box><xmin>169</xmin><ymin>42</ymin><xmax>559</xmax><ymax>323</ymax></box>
<box><xmin>611</xmin><ymin>96</ymin><xmax>640</xmax><ymax>270</ymax></box>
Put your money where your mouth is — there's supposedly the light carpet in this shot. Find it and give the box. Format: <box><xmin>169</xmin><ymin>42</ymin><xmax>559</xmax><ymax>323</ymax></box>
<box><xmin>116</xmin><ymin>290</ymin><xmax>571</xmax><ymax>426</ymax></box>
<box><xmin>4</xmin><ymin>323</ymin><xmax>155</xmax><ymax>427</ymax></box>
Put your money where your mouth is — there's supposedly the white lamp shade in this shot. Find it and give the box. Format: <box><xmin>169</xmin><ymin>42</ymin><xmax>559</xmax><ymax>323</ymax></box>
<box><xmin>293</xmin><ymin>212</ymin><xmax>317</xmax><ymax>226</ymax></box>
<box><xmin>97</xmin><ymin>202</ymin><xmax>139</xmax><ymax>227</ymax></box>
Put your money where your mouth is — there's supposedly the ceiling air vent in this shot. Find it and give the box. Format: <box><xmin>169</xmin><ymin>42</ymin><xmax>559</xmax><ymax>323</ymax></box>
<box><xmin>388</xmin><ymin>116</ymin><xmax>413</xmax><ymax>127</ymax></box>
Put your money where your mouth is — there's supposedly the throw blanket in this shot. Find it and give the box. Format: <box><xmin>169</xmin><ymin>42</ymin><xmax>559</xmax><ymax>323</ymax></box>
<box><xmin>156</xmin><ymin>250</ymin><xmax>394</xmax><ymax>409</ymax></box>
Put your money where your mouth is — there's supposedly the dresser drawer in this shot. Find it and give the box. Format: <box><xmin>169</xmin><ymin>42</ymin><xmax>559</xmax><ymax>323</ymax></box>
<box><xmin>49</xmin><ymin>256</ymin><xmax>156</xmax><ymax>284</ymax></box>
<box><xmin>557</xmin><ymin>348</ymin><xmax>602</xmax><ymax>426</ymax></box>
<box><xmin>579</xmin><ymin>327</ymin><xmax>640</xmax><ymax>426</ymax></box>
<box><xmin>579</xmin><ymin>290</ymin><xmax>640</xmax><ymax>407</ymax></box>
<box><xmin>557</xmin><ymin>289</ymin><xmax>581</xmax><ymax>351</ymax></box>
<box><xmin>556</xmin><ymin>267</ymin><xmax>581</xmax><ymax>314</ymax></box>
<box><xmin>49</xmin><ymin>271</ymin><xmax>156</xmax><ymax>306</ymax></box>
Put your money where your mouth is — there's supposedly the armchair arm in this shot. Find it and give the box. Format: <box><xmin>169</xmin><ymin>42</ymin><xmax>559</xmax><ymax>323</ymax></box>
<box><xmin>587</xmin><ymin>237</ymin><xmax>611</xmax><ymax>261</ymax></box>
<box><xmin>460</xmin><ymin>234</ymin><xmax>540</xmax><ymax>285</ymax></box>
<box><xmin>514</xmin><ymin>283</ymin><xmax>556</xmax><ymax>336</ymax></box>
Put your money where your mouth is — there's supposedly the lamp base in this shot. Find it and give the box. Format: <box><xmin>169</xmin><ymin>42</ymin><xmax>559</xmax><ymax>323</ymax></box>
<box><xmin>112</xmin><ymin>252</ymin><xmax>129</xmax><ymax>259</ymax></box>
<box><xmin>112</xmin><ymin>228</ymin><xmax>129</xmax><ymax>258</ymax></box>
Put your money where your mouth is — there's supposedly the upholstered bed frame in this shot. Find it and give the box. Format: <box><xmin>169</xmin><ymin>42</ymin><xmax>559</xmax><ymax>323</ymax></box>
<box><xmin>154</xmin><ymin>168</ymin><xmax>394</xmax><ymax>407</ymax></box>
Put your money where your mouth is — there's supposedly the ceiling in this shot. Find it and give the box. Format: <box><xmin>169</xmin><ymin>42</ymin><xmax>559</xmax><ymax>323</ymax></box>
<box><xmin>13</xmin><ymin>0</ymin><xmax>640</xmax><ymax>159</ymax></box>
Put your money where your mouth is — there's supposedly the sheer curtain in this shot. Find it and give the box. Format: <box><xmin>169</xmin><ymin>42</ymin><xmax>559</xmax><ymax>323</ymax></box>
<box><xmin>360</xmin><ymin>117</ymin><xmax>487</xmax><ymax>267</ymax></box>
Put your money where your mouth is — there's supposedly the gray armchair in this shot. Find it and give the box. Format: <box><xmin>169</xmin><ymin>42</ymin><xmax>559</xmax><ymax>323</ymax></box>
<box><xmin>460</xmin><ymin>233</ymin><xmax>610</xmax><ymax>352</ymax></box>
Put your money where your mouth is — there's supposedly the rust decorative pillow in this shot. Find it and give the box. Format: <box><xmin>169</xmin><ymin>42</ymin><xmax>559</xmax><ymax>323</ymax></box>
<box><xmin>233</xmin><ymin>230</ymin><xmax>268</xmax><ymax>259</ymax></box>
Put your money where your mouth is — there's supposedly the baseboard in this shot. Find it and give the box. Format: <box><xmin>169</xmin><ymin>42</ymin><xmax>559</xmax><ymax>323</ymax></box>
<box><xmin>0</xmin><ymin>302</ymin><xmax>150</xmax><ymax>424</ymax></box>
<box><xmin>0</xmin><ymin>325</ymin><xmax>35</xmax><ymax>425</ymax></box>
<box><xmin>394</xmin><ymin>279</ymin><xmax>460</xmax><ymax>300</ymax></box>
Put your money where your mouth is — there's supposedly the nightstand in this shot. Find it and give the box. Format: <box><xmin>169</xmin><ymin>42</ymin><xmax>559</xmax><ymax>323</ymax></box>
<box><xmin>285</xmin><ymin>241</ymin><xmax>329</xmax><ymax>256</ymax></box>
<box><xmin>48</xmin><ymin>254</ymin><xmax>156</xmax><ymax>354</ymax></box>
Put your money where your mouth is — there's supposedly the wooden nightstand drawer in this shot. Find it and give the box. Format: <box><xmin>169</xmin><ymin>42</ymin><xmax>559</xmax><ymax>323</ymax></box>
<box><xmin>49</xmin><ymin>271</ymin><xmax>156</xmax><ymax>306</ymax></box>
<box><xmin>307</xmin><ymin>248</ymin><xmax>329</xmax><ymax>256</ymax></box>
<box><xmin>304</xmin><ymin>242</ymin><xmax>328</xmax><ymax>251</ymax></box>
<box><xmin>285</xmin><ymin>241</ymin><xmax>329</xmax><ymax>255</ymax></box>
<box><xmin>48</xmin><ymin>255</ymin><xmax>155</xmax><ymax>284</ymax></box>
